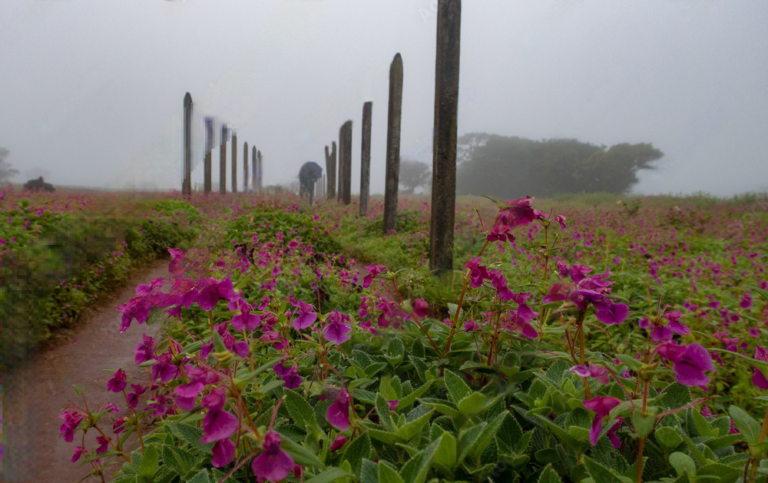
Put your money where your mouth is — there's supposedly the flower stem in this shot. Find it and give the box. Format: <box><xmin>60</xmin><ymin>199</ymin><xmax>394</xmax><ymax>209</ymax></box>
<box><xmin>122</xmin><ymin>389</ymin><xmax>145</xmax><ymax>452</ymax></box>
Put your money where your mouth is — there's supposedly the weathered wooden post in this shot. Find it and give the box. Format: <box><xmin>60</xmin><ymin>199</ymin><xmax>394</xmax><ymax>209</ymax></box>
<box><xmin>244</xmin><ymin>142</ymin><xmax>249</xmax><ymax>192</ymax></box>
<box><xmin>252</xmin><ymin>146</ymin><xmax>257</xmax><ymax>192</ymax></box>
<box><xmin>257</xmin><ymin>150</ymin><xmax>263</xmax><ymax>192</ymax></box>
<box><xmin>204</xmin><ymin>117</ymin><xmax>213</xmax><ymax>194</ymax></box>
<box><xmin>341</xmin><ymin>120</ymin><xmax>353</xmax><ymax>205</ymax></box>
<box><xmin>325</xmin><ymin>142</ymin><xmax>337</xmax><ymax>199</ymax></box>
<box><xmin>383</xmin><ymin>53</ymin><xmax>404</xmax><ymax>233</ymax></box>
<box><xmin>337</xmin><ymin>125</ymin><xmax>345</xmax><ymax>202</ymax></box>
<box><xmin>430</xmin><ymin>0</ymin><xmax>462</xmax><ymax>273</ymax></box>
<box><xmin>183</xmin><ymin>92</ymin><xmax>193</xmax><ymax>197</ymax></box>
<box><xmin>360</xmin><ymin>102</ymin><xmax>373</xmax><ymax>215</ymax></box>
<box><xmin>231</xmin><ymin>133</ymin><xmax>238</xmax><ymax>193</ymax></box>
<box><xmin>220</xmin><ymin>125</ymin><xmax>228</xmax><ymax>194</ymax></box>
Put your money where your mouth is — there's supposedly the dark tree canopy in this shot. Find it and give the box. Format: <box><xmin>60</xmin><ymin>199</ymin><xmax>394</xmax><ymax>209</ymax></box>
<box><xmin>399</xmin><ymin>159</ymin><xmax>431</xmax><ymax>194</ymax></box>
<box><xmin>457</xmin><ymin>133</ymin><xmax>662</xmax><ymax>198</ymax></box>
<box><xmin>0</xmin><ymin>148</ymin><xmax>18</xmax><ymax>183</ymax></box>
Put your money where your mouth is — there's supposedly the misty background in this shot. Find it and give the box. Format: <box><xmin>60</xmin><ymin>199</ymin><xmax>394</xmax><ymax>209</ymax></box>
<box><xmin>0</xmin><ymin>0</ymin><xmax>766</xmax><ymax>196</ymax></box>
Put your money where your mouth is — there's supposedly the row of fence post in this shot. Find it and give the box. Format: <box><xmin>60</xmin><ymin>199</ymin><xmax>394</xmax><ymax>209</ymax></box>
<box><xmin>182</xmin><ymin>95</ymin><xmax>263</xmax><ymax>196</ymax></box>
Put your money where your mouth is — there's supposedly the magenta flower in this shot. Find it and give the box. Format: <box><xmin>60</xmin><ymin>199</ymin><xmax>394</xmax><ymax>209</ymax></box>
<box><xmin>134</xmin><ymin>334</ymin><xmax>155</xmax><ymax>364</ymax></box>
<box><xmin>107</xmin><ymin>368</ymin><xmax>127</xmax><ymax>393</ymax></box>
<box><xmin>168</xmin><ymin>248</ymin><xmax>187</xmax><ymax>275</ymax></box>
<box><xmin>753</xmin><ymin>346</ymin><xmax>768</xmax><ymax>389</ymax></box>
<box><xmin>96</xmin><ymin>435</ymin><xmax>110</xmax><ymax>454</ymax></box>
<box><xmin>555</xmin><ymin>215</ymin><xmax>567</xmax><ymax>229</ymax></box>
<box><xmin>583</xmin><ymin>396</ymin><xmax>622</xmax><ymax>446</ymax></box>
<box><xmin>330</xmin><ymin>435</ymin><xmax>348</xmax><ymax>452</ymax></box>
<box><xmin>495</xmin><ymin>196</ymin><xmax>545</xmax><ymax>229</ymax></box>
<box><xmin>569</xmin><ymin>363</ymin><xmax>610</xmax><ymax>385</ymax></box>
<box><xmin>251</xmin><ymin>432</ymin><xmax>295</xmax><ymax>482</ymax></box>
<box><xmin>196</xmin><ymin>277</ymin><xmax>236</xmax><ymax>311</ymax></box>
<box><xmin>594</xmin><ymin>300</ymin><xmax>630</xmax><ymax>326</ymax></box>
<box><xmin>231</xmin><ymin>303</ymin><xmax>262</xmax><ymax>331</ymax></box>
<box><xmin>323</xmin><ymin>311</ymin><xmax>352</xmax><ymax>345</ymax></box>
<box><xmin>487</xmin><ymin>224</ymin><xmax>514</xmax><ymax>243</ymax></box>
<box><xmin>151</xmin><ymin>353</ymin><xmax>180</xmax><ymax>383</ymax></box>
<box><xmin>363</xmin><ymin>264</ymin><xmax>387</xmax><ymax>288</ymax></box>
<box><xmin>326</xmin><ymin>388</ymin><xmax>351</xmax><ymax>430</ymax></box>
<box><xmin>488</xmin><ymin>270</ymin><xmax>516</xmax><ymax>301</ymax></box>
<box><xmin>657</xmin><ymin>343</ymin><xmax>715</xmax><ymax>387</ymax></box>
<box><xmin>387</xmin><ymin>400</ymin><xmax>399</xmax><ymax>411</ymax></box>
<box><xmin>508</xmin><ymin>304</ymin><xmax>539</xmax><ymax>339</ymax></box>
<box><xmin>412</xmin><ymin>299</ymin><xmax>430</xmax><ymax>318</ymax></box>
<box><xmin>126</xmin><ymin>384</ymin><xmax>147</xmax><ymax>409</ymax></box>
<box><xmin>741</xmin><ymin>292</ymin><xmax>753</xmax><ymax>309</ymax></box>
<box><xmin>71</xmin><ymin>446</ymin><xmax>84</xmax><ymax>463</ymax></box>
<box><xmin>292</xmin><ymin>301</ymin><xmax>317</xmax><ymax>330</ymax></box>
<box><xmin>117</xmin><ymin>296</ymin><xmax>153</xmax><ymax>333</ymax></box>
<box><xmin>113</xmin><ymin>417</ymin><xmax>126</xmax><ymax>434</ymax></box>
<box><xmin>606</xmin><ymin>418</ymin><xmax>625</xmax><ymax>449</ymax></box>
<box><xmin>136</xmin><ymin>277</ymin><xmax>164</xmax><ymax>296</ymax></box>
<box><xmin>200</xmin><ymin>387</ymin><xmax>239</xmax><ymax>444</ymax></box>
<box><xmin>212</xmin><ymin>438</ymin><xmax>236</xmax><ymax>468</ymax></box>
<box><xmin>464</xmin><ymin>257</ymin><xmax>489</xmax><ymax>288</ymax></box>
<box><xmin>59</xmin><ymin>411</ymin><xmax>83</xmax><ymax>442</ymax></box>
<box><xmin>274</xmin><ymin>362</ymin><xmax>304</xmax><ymax>389</ymax></box>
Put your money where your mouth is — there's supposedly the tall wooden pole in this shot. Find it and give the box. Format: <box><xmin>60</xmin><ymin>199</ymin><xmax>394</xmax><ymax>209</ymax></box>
<box><xmin>326</xmin><ymin>142</ymin><xmax>337</xmax><ymax>199</ymax></box>
<box><xmin>204</xmin><ymin>117</ymin><xmax>213</xmax><ymax>194</ymax></box>
<box><xmin>257</xmin><ymin>150</ymin><xmax>263</xmax><ymax>192</ymax></box>
<box><xmin>360</xmin><ymin>102</ymin><xmax>373</xmax><ymax>215</ymax></box>
<box><xmin>182</xmin><ymin>92</ymin><xmax>193</xmax><ymax>197</ymax></box>
<box><xmin>383</xmin><ymin>53</ymin><xmax>404</xmax><ymax>233</ymax></box>
<box><xmin>337</xmin><ymin>125</ymin><xmax>345</xmax><ymax>202</ymax></box>
<box><xmin>231</xmin><ymin>133</ymin><xmax>238</xmax><ymax>193</ymax></box>
<box><xmin>244</xmin><ymin>142</ymin><xmax>249</xmax><ymax>192</ymax></box>
<box><xmin>251</xmin><ymin>146</ymin><xmax>259</xmax><ymax>194</ymax></box>
<box><xmin>220</xmin><ymin>125</ymin><xmax>227</xmax><ymax>194</ymax></box>
<box><xmin>430</xmin><ymin>0</ymin><xmax>462</xmax><ymax>273</ymax></box>
<box><xmin>341</xmin><ymin>120</ymin><xmax>353</xmax><ymax>205</ymax></box>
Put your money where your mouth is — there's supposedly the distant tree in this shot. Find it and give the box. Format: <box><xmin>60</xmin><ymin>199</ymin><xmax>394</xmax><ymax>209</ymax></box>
<box><xmin>0</xmin><ymin>148</ymin><xmax>18</xmax><ymax>183</ymax></box>
<box><xmin>399</xmin><ymin>159</ymin><xmax>431</xmax><ymax>194</ymax></box>
<box><xmin>457</xmin><ymin>135</ymin><xmax>662</xmax><ymax>199</ymax></box>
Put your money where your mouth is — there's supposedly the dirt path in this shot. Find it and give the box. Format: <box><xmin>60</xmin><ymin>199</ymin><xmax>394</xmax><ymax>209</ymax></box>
<box><xmin>2</xmin><ymin>260</ymin><xmax>169</xmax><ymax>483</ymax></box>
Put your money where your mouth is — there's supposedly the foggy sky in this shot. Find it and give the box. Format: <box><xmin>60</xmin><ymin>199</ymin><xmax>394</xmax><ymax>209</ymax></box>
<box><xmin>1</xmin><ymin>0</ymin><xmax>766</xmax><ymax>196</ymax></box>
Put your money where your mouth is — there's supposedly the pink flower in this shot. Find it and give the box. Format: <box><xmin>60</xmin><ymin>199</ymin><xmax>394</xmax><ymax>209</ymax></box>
<box><xmin>71</xmin><ymin>446</ymin><xmax>84</xmax><ymax>463</ymax></box>
<box><xmin>251</xmin><ymin>432</ymin><xmax>295</xmax><ymax>482</ymax></box>
<box><xmin>323</xmin><ymin>311</ymin><xmax>352</xmax><ymax>345</ymax></box>
<box><xmin>292</xmin><ymin>301</ymin><xmax>317</xmax><ymax>330</ymax></box>
<box><xmin>741</xmin><ymin>292</ymin><xmax>753</xmax><ymax>309</ymax></box>
<box><xmin>569</xmin><ymin>363</ymin><xmax>610</xmax><ymax>385</ymax></box>
<box><xmin>107</xmin><ymin>369</ymin><xmax>127</xmax><ymax>393</ymax></box>
<box><xmin>326</xmin><ymin>388</ymin><xmax>351</xmax><ymax>430</ymax></box>
<box><xmin>330</xmin><ymin>435</ymin><xmax>348</xmax><ymax>452</ymax></box>
<box><xmin>658</xmin><ymin>343</ymin><xmax>715</xmax><ymax>387</ymax></box>
<box><xmin>412</xmin><ymin>299</ymin><xmax>430</xmax><ymax>318</ymax></box>
<box><xmin>199</xmin><ymin>387</ymin><xmax>239</xmax><ymax>444</ymax></box>
<box><xmin>363</xmin><ymin>264</ymin><xmax>387</xmax><ymax>288</ymax></box>
<box><xmin>212</xmin><ymin>438</ymin><xmax>236</xmax><ymax>468</ymax></box>
<box><xmin>464</xmin><ymin>257</ymin><xmax>489</xmax><ymax>288</ymax></box>
<box><xmin>583</xmin><ymin>396</ymin><xmax>622</xmax><ymax>446</ymax></box>
<box><xmin>231</xmin><ymin>302</ymin><xmax>262</xmax><ymax>331</ymax></box>
<box><xmin>495</xmin><ymin>196</ymin><xmax>545</xmax><ymax>229</ymax></box>
<box><xmin>752</xmin><ymin>346</ymin><xmax>768</xmax><ymax>389</ymax></box>
<box><xmin>555</xmin><ymin>215</ymin><xmax>567</xmax><ymax>230</ymax></box>
<box><xmin>196</xmin><ymin>278</ymin><xmax>236</xmax><ymax>311</ymax></box>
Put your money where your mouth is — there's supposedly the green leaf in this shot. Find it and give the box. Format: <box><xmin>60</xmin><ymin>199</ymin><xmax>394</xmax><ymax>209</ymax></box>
<box><xmin>657</xmin><ymin>383</ymin><xmax>691</xmax><ymax>410</ymax></box>
<box><xmin>305</xmin><ymin>467</ymin><xmax>352</xmax><ymax>483</ymax></box>
<box><xmin>444</xmin><ymin>370</ymin><xmax>472</xmax><ymax>403</ymax></box>
<box><xmin>379</xmin><ymin>462</ymin><xmax>405</xmax><ymax>483</ymax></box>
<box><xmin>538</xmin><ymin>463</ymin><xmax>563</xmax><ymax>483</ymax></box>
<box><xmin>469</xmin><ymin>411</ymin><xmax>507</xmax><ymax>461</ymax></box>
<box><xmin>433</xmin><ymin>432</ymin><xmax>457</xmax><ymax>474</ymax></box>
<box><xmin>457</xmin><ymin>423</ymin><xmax>486</xmax><ymax>465</ymax></box>
<box><xmin>691</xmin><ymin>409</ymin><xmax>717</xmax><ymax>437</ymax></box>
<box><xmin>398</xmin><ymin>380</ymin><xmax>433</xmax><ymax>411</ymax></box>
<box><xmin>615</xmin><ymin>354</ymin><xmax>643</xmax><ymax>372</ymax></box>
<box><xmin>376</xmin><ymin>393</ymin><xmax>396</xmax><ymax>431</ymax></box>
<box><xmin>728</xmin><ymin>405</ymin><xmax>761</xmax><ymax>445</ymax></box>
<box><xmin>418</xmin><ymin>398</ymin><xmax>459</xmax><ymax>418</ymax></box>
<box><xmin>278</xmin><ymin>432</ymin><xmax>325</xmax><ymax>468</ymax></box>
<box><xmin>379</xmin><ymin>376</ymin><xmax>399</xmax><ymax>401</ymax></box>
<box><xmin>396</xmin><ymin>409</ymin><xmax>434</xmax><ymax>441</ymax></box>
<box><xmin>669</xmin><ymin>452</ymin><xmax>696</xmax><ymax>477</ymax></box>
<box><xmin>234</xmin><ymin>356</ymin><xmax>284</xmax><ymax>386</ymax></box>
<box><xmin>284</xmin><ymin>388</ymin><xmax>318</xmax><ymax>429</ymax></box>
<box><xmin>697</xmin><ymin>463</ymin><xmax>740</xmax><ymax>483</ymax></box>
<box><xmin>458</xmin><ymin>392</ymin><xmax>488</xmax><ymax>416</ymax></box>
<box><xmin>632</xmin><ymin>408</ymin><xmax>657</xmax><ymax>438</ymax></box>
<box><xmin>139</xmin><ymin>445</ymin><xmax>159</xmax><ymax>479</ymax></box>
<box><xmin>171</xmin><ymin>423</ymin><xmax>213</xmax><ymax>453</ymax></box>
<box><xmin>582</xmin><ymin>456</ymin><xmax>632</xmax><ymax>483</ymax></box>
<box><xmin>187</xmin><ymin>469</ymin><xmax>210</xmax><ymax>483</ymax></box>
<box><xmin>360</xmin><ymin>459</ymin><xmax>378</xmax><ymax>483</ymax></box>
<box><xmin>399</xmin><ymin>436</ymin><xmax>441</xmax><ymax>483</ymax></box>
<box><xmin>655</xmin><ymin>426</ymin><xmax>683</xmax><ymax>449</ymax></box>
<box><xmin>342</xmin><ymin>433</ymin><xmax>371</xmax><ymax>476</ymax></box>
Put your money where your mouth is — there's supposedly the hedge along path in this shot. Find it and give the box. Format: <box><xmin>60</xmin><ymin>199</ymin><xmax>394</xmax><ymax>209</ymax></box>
<box><xmin>2</xmin><ymin>260</ymin><xmax>169</xmax><ymax>483</ymax></box>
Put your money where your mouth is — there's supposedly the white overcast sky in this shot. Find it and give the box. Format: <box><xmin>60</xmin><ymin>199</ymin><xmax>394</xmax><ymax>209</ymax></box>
<box><xmin>1</xmin><ymin>0</ymin><xmax>767</xmax><ymax>195</ymax></box>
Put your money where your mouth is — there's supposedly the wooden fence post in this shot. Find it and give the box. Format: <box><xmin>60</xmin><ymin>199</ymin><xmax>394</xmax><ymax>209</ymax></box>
<box><xmin>383</xmin><ymin>53</ymin><xmax>404</xmax><ymax>233</ymax></box>
<box><xmin>257</xmin><ymin>150</ymin><xmax>263</xmax><ymax>192</ymax></box>
<box><xmin>252</xmin><ymin>146</ymin><xmax>257</xmax><ymax>192</ymax></box>
<box><xmin>244</xmin><ymin>142</ymin><xmax>249</xmax><ymax>192</ymax></box>
<box><xmin>360</xmin><ymin>102</ymin><xmax>373</xmax><ymax>215</ymax></box>
<box><xmin>341</xmin><ymin>120</ymin><xmax>353</xmax><ymax>205</ymax></box>
<box><xmin>220</xmin><ymin>125</ymin><xmax>228</xmax><ymax>194</ymax></box>
<box><xmin>183</xmin><ymin>92</ymin><xmax>192</xmax><ymax>196</ymax></box>
<box><xmin>326</xmin><ymin>142</ymin><xmax>337</xmax><ymax>199</ymax></box>
<box><xmin>429</xmin><ymin>0</ymin><xmax>462</xmax><ymax>273</ymax></box>
<box><xmin>231</xmin><ymin>133</ymin><xmax>238</xmax><ymax>193</ymax></box>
